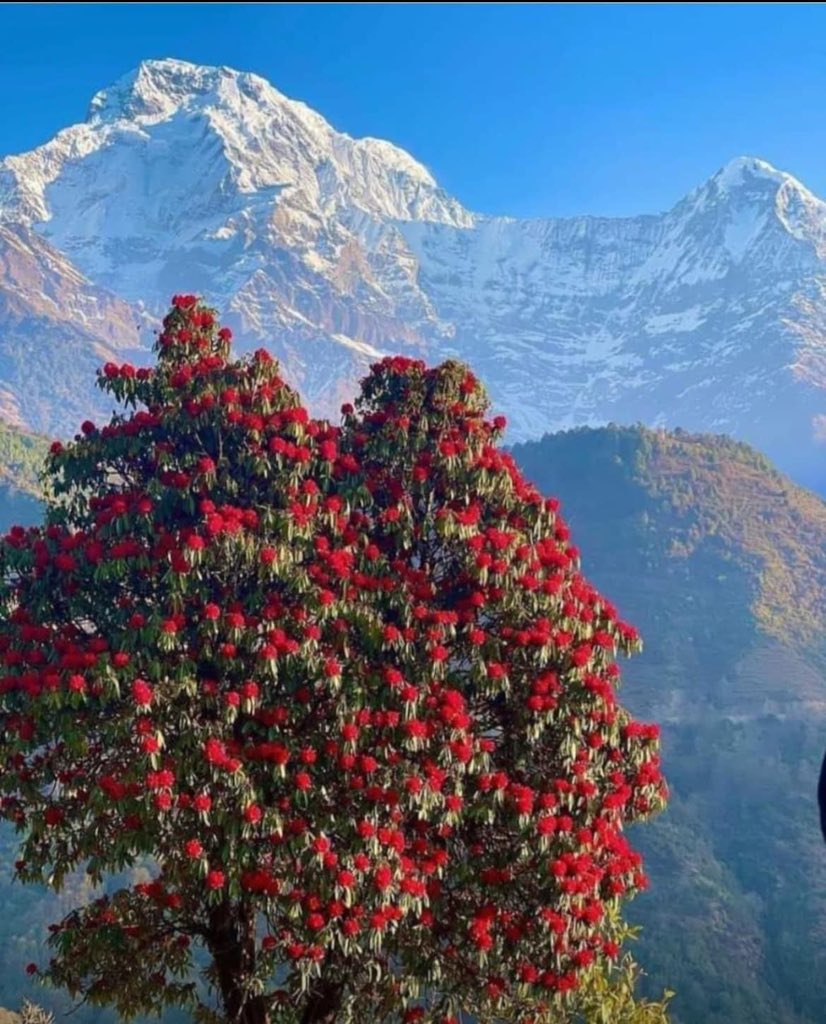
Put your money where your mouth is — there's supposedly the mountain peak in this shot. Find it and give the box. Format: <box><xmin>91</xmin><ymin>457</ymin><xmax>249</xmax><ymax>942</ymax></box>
<box><xmin>0</xmin><ymin>57</ymin><xmax>471</xmax><ymax>238</ymax></box>
<box><xmin>713</xmin><ymin>155</ymin><xmax>789</xmax><ymax>189</ymax></box>
<box><xmin>87</xmin><ymin>58</ymin><xmax>271</xmax><ymax>124</ymax></box>
<box><xmin>691</xmin><ymin>154</ymin><xmax>816</xmax><ymax>207</ymax></box>
<box><xmin>677</xmin><ymin>155</ymin><xmax>825</xmax><ymax>238</ymax></box>
<box><xmin>82</xmin><ymin>58</ymin><xmax>449</xmax><ymax>198</ymax></box>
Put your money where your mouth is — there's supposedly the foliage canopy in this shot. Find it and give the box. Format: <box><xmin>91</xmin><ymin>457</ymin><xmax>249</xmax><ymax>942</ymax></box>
<box><xmin>0</xmin><ymin>298</ymin><xmax>668</xmax><ymax>1024</ymax></box>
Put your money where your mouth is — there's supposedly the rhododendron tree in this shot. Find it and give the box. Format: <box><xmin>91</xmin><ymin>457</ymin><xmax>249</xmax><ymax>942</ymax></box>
<box><xmin>0</xmin><ymin>297</ymin><xmax>669</xmax><ymax>1024</ymax></box>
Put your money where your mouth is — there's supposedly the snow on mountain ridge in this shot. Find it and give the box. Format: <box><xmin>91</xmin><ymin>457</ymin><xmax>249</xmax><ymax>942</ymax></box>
<box><xmin>5</xmin><ymin>58</ymin><xmax>468</xmax><ymax>230</ymax></box>
<box><xmin>0</xmin><ymin>59</ymin><xmax>825</xmax><ymax>487</ymax></box>
<box><xmin>712</xmin><ymin>155</ymin><xmax>796</xmax><ymax>191</ymax></box>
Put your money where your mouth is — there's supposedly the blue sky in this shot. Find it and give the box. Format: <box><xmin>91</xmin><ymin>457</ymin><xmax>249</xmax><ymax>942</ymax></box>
<box><xmin>3</xmin><ymin>3</ymin><xmax>826</xmax><ymax>218</ymax></box>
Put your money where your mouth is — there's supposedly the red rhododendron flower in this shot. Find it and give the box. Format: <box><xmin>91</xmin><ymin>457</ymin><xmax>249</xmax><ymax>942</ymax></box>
<box><xmin>131</xmin><ymin>679</ymin><xmax>153</xmax><ymax>706</ymax></box>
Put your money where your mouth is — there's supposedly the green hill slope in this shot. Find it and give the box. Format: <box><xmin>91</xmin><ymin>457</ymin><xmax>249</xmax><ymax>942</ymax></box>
<box><xmin>513</xmin><ymin>425</ymin><xmax>826</xmax><ymax>1024</ymax></box>
<box><xmin>0</xmin><ymin>421</ymin><xmax>48</xmax><ymax>530</ymax></box>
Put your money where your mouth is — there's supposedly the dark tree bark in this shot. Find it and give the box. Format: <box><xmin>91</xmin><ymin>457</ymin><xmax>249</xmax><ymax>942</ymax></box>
<box><xmin>207</xmin><ymin>902</ymin><xmax>270</xmax><ymax>1024</ymax></box>
<box><xmin>299</xmin><ymin>978</ymin><xmax>344</xmax><ymax>1024</ymax></box>
<box><xmin>206</xmin><ymin>904</ymin><xmax>345</xmax><ymax>1024</ymax></box>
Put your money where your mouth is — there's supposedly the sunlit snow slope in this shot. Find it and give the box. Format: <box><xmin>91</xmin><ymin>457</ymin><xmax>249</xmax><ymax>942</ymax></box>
<box><xmin>1</xmin><ymin>59</ymin><xmax>825</xmax><ymax>486</ymax></box>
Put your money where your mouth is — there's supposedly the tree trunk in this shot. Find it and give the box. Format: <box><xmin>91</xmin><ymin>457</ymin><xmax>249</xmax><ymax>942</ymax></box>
<box><xmin>299</xmin><ymin>978</ymin><xmax>343</xmax><ymax>1024</ymax></box>
<box><xmin>207</xmin><ymin>902</ymin><xmax>270</xmax><ymax>1024</ymax></box>
<box><xmin>206</xmin><ymin>904</ymin><xmax>345</xmax><ymax>1024</ymax></box>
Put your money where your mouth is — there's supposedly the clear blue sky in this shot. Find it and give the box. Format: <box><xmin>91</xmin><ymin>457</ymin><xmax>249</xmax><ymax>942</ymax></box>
<box><xmin>3</xmin><ymin>3</ymin><xmax>826</xmax><ymax>218</ymax></box>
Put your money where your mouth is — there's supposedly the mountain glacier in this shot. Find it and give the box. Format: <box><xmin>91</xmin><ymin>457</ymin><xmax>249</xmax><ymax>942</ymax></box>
<box><xmin>1</xmin><ymin>58</ymin><xmax>825</xmax><ymax>485</ymax></box>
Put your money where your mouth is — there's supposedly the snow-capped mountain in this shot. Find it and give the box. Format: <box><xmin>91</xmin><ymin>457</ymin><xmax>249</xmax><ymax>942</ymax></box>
<box><xmin>1</xmin><ymin>58</ymin><xmax>825</xmax><ymax>485</ymax></box>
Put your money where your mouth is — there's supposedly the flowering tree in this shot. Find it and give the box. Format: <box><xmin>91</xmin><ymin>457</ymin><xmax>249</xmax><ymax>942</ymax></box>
<box><xmin>0</xmin><ymin>297</ymin><xmax>668</xmax><ymax>1024</ymax></box>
